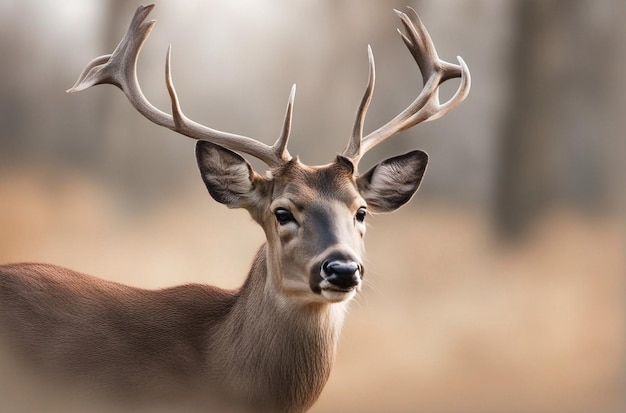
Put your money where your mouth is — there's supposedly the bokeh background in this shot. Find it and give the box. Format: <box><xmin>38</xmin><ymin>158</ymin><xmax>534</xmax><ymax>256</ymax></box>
<box><xmin>0</xmin><ymin>0</ymin><xmax>624</xmax><ymax>412</ymax></box>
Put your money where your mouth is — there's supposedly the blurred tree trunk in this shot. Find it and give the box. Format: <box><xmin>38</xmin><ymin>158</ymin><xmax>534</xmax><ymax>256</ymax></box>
<box><xmin>494</xmin><ymin>0</ymin><xmax>620</xmax><ymax>240</ymax></box>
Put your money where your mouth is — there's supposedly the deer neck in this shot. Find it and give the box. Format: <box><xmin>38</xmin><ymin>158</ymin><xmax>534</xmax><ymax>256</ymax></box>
<box><xmin>214</xmin><ymin>244</ymin><xmax>348</xmax><ymax>412</ymax></box>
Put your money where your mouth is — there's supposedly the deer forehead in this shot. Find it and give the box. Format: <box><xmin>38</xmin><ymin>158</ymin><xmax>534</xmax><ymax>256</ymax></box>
<box><xmin>269</xmin><ymin>160</ymin><xmax>363</xmax><ymax>210</ymax></box>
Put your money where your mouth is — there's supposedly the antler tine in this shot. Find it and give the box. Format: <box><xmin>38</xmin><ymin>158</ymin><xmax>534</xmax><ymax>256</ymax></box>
<box><xmin>344</xmin><ymin>45</ymin><xmax>375</xmax><ymax>161</ymax></box>
<box><xmin>68</xmin><ymin>4</ymin><xmax>292</xmax><ymax>168</ymax></box>
<box><xmin>344</xmin><ymin>7</ymin><xmax>471</xmax><ymax>164</ymax></box>
<box><xmin>272</xmin><ymin>84</ymin><xmax>296</xmax><ymax>163</ymax></box>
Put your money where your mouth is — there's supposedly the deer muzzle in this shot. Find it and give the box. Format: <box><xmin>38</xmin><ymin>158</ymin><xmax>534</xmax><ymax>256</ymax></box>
<box><xmin>310</xmin><ymin>251</ymin><xmax>363</xmax><ymax>303</ymax></box>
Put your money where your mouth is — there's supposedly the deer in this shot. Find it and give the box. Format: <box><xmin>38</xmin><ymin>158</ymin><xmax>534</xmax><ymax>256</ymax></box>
<box><xmin>0</xmin><ymin>4</ymin><xmax>469</xmax><ymax>413</ymax></box>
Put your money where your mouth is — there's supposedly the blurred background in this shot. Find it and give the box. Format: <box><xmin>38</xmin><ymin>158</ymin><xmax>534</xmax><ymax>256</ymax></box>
<box><xmin>0</xmin><ymin>0</ymin><xmax>624</xmax><ymax>412</ymax></box>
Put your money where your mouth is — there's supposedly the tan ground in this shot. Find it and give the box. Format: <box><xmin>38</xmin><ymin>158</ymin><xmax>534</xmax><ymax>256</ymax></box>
<box><xmin>1</xmin><ymin>166</ymin><xmax>623</xmax><ymax>413</ymax></box>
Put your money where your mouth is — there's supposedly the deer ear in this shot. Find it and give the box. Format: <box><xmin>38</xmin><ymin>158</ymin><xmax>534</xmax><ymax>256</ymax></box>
<box><xmin>356</xmin><ymin>150</ymin><xmax>428</xmax><ymax>213</ymax></box>
<box><xmin>196</xmin><ymin>141</ymin><xmax>260</xmax><ymax>208</ymax></box>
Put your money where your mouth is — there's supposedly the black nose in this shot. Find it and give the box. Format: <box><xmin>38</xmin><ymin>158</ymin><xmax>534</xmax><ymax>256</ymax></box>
<box><xmin>322</xmin><ymin>260</ymin><xmax>361</xmax><ymax>289</ymax></box>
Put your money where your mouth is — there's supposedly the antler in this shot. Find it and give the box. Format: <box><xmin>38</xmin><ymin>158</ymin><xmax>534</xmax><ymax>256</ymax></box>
<box><xmin>67</xmin><ymin>4</ymin><xmax>294</xmax><ymax>167</ymax></box>
<box><xmin>344</xmin><ymin>7</ymin><xmax>471</xmax><ymax>164</ymax></box>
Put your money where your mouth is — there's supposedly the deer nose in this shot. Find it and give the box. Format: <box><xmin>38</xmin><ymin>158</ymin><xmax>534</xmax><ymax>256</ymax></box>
<box><xmin>322</xmin><ymin>260</ymin><xmax>361</xmax><ymax>289</ymax></box>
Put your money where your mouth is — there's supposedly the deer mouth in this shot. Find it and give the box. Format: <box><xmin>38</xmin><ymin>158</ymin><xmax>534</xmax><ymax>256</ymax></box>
<box><xmin>321</xmin><ymin>279</ymin><xmax>360</xmax><ymax>293</ymax></box>
<box><xmin>310</xmin><ymin>274</ymin><xmax>361</xmax><ymax>298</ymax></box>
<box><xmin>319</xmin><ymin>283</ymin><xmax>360</xmax><ymax>303</ymax></box>
<box><xmin>323</xmin><ymin>284</ymin><xmax>358</xmax><ymax>293</ymax></box>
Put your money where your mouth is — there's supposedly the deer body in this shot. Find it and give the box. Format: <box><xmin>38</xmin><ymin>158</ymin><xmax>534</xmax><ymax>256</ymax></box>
<box><xmin>0</xmin><ymin>248</ymin><xmax>342</xmax><ymax>412</ymax></box>
<box><xmin>0</xmin><ymin>4</ymin><xmax>469</xmax><ymax>412</ymax></box>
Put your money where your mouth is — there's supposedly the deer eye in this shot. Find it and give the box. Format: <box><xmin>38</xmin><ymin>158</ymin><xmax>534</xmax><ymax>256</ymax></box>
<box><xmin>274</xmin><ymin>208</ymin><xmax>295</xmax><ymax>225</ymax></box>
<box><xmin>355</xmin><ymin>207</ymin><xmax>367</xmax><ymax>223</ymax></box>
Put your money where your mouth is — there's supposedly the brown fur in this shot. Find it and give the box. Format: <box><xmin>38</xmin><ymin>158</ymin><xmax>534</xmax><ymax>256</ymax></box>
<box><xmin>0</xmin><ymin>247</ymin><xmax>343</xmax><ymax>412</ymax></box>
